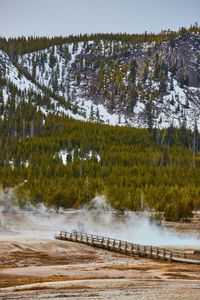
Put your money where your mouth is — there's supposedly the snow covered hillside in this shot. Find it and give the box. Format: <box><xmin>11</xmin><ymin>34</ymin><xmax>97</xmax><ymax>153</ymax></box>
<box><xmin>1</xmin><ymin>31</ymin><xmax>200</xmax><ymax>129</ymax></box>
<box><xmin>0</xmin><ymin>50</ymin><xmax>42</xmax><ymax>103</ymax></box>
<box><xmin>17</xmin><ymin>43</ymin><xmax>130</xmax><ymax>126</ymax></box>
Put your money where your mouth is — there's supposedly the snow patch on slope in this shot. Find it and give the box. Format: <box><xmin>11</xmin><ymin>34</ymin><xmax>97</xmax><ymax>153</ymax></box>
<box><xmin>58</xmin><ymin>149</ymin><xmax>100</xmax><ymax>165</ymax></box>
<box><xmin>0</xmin><ymin>50</ymin><xmax>41</xmax><ymax>96</ymax></box>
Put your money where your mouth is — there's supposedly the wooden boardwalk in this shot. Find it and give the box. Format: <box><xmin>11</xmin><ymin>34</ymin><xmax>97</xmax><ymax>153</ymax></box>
<box><xmin>55</xmin><ymin>231</ymin><xmax>200</xmax><ymax>264</ymax></box>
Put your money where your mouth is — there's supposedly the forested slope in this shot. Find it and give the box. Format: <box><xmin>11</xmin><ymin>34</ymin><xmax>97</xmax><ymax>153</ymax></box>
<box><xmin>0</xmin><ymin>25</ymin><xmax>200</xmax><ymax>221</ymax></box>
<box><xmin>0</xmin><ymin>107</ymin><xmax>199</xmax><ymax>221</ymax></box>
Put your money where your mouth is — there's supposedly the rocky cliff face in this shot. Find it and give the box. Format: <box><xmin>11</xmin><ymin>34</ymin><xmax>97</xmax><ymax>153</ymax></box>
<box><xmin>154</xmin><ymin>32</ymin><xmax>200</xmax><ymax>87</ymax></box>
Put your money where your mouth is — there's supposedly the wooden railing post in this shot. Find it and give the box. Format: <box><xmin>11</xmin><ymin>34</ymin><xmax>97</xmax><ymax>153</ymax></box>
<box><xmin>125</xmin><ymin>241</ymin><xmax>128</xmax><ymax>253</ymax></box>
<box><xmin>149</xmin><ymin>246</ymin><xmax>152</xmax><ymax>258</ymax></box>
<box><xmin>131</xmin><ymin>244</ymin><xmax>134</xmax><ymax>254</ymax></box>
<box><xmin>80</xmin><ymin>233</ymin><xmax>83</xmax><ymax>243</ymax></box>
<box><xmin>118</xmin><ymin>241</ymin><xmax>121</xmax><ymax>251</ymax></box>
<box><xmin>163</xmin><ymin>249</ymin><xmax>166</xmax><ymax>259</ymax></box>
<box><xmin>157</xmin><ymin>247</ymin><xmax>159</xmax><ymax>259</ymax></box>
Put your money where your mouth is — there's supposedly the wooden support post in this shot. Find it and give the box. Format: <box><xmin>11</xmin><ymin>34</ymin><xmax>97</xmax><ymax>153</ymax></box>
<box><xmin>149</xmin><ymin>246</ymin><xmax>152</xmax><ymax>257</ymax></box>
<box><xmin>102</xmin><ymin>237</ymin><xmax>104</xmax><ymax>247</ymax></box>
<box><xmin>131</xmin><ymin>243</ymin><xmax>134</xmax><ymax>255</ymax></box>
<box><xmin>170</xmin><ymin>251</ymin><xmax>173</xmax><ymax>261</ymax></box>
<box><xmin>157</xmin><ymin>247</ymin><xmax>159</xmax><ymax>259</ymax></box>
<box><xmin>163</xmin><ymin>249</ymin><xmax>166</xmax><ymax>259</ymax></box>
<box><xmin>125</xmin><ymin>241</ymin><xmax>128</xmax><ymax>253</ymax></box>
<box><xmin>107</xmin><ymin>238</ymin><xmax>110</xmax><ymax>248</ymax></box>
<box><xmin>118</xmin><ymin>241</ymin><xmax>121</xmax><ymax>251</ymax></box>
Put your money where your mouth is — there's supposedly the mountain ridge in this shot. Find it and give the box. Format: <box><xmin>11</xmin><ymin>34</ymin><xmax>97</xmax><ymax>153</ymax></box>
<box><xmin>0</xmin><ymin>29</ymin><xmax>200</xmax><ymax>129</ymax></box>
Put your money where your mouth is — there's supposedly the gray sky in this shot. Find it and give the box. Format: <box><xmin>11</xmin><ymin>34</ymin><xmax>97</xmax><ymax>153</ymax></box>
<box><xmin>0</xmin><ymin>0</ymin><xmax>199</xmax><ymax>38</ymax></box>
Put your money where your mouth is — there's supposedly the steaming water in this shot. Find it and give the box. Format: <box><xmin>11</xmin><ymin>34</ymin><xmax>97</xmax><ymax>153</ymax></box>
<box><xmin>0</xmin><ymin>194</ymin><xmax>200</xmax><ymax>249</ymax></box>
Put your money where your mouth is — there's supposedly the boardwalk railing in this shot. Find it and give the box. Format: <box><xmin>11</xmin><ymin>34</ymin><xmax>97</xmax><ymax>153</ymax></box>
<box><xmin>55</xmin><ymin>231</ymin><xmax>200</xmax><ymax>264</ymax></box>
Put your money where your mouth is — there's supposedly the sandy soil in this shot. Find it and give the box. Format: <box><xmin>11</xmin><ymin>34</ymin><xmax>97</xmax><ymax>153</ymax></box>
<box><xmin>0</xmin><ymin>210</ymin><xmax>200</xmax><ymax>299</ymax></box>
<box><xmin>0</xmin><ymin>238</ymin><xmax>200</xmax><ymax>300</ymax></box>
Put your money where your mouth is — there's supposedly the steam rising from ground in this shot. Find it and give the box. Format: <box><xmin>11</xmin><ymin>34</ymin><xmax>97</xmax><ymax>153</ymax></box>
<box><xmin>0</xmin><ymin>192</ymin><xmax>200</xmax><ymax>249</ymax></box>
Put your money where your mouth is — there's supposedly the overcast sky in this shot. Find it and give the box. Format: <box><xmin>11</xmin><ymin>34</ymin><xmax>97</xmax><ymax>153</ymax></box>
<box><xmin>1</xmin><ymin>0</ymin><xmax>199</xmax><ymax>38</ymax></box>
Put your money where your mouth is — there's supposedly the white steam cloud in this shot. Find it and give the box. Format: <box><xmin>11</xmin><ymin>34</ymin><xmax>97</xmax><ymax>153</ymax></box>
<box><xmin>0</xmin><ymin>192</ymin><xmax>200</xmax><ymax>249</ymax></box>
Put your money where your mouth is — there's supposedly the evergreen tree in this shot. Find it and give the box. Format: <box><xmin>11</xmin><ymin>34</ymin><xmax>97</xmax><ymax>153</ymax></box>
<box><xmin>170</xmin><ymin>76</ymin><xmax>174</xmax><ymax>90</ymax></box>
<box><xmin>192</xmin><ymin>119</ymin><xmax>198</xmax><ymax>153</ymax></box>
<box><xmin>159</xmin><ymin>70</ymin><xmax>167</xmax><ymax>93</ymax></box>
<box><xmin>153</xmin><ymin>54</ymin><xmax>160</xmax><ymax>80</ymax></box>
<box><xmin>145</xmin><ymin>99</ymin><xmax>153</xmax><ymax>131</ymax></box>
<box><xmin>89</xmin><ymin>104</ymin><xmax>94</xmax><ymax>121</ymax></box>
<box><xmin>170</xmin><ymin>62</ymin><xmax>177</xmax><ymax>76</ymax></box>
<box><xmin>170</xmin><ymin>95</ymin><xmax>175</xmax><ymax>105</ymax></box>
<box><xmin>128</xmin><ymin>87</ymin><xmax>138</xmax><ymax>112</ymax></box>
<box><xmin>142</xmin><ymin>61</ymin><xmax>149</xmax><ymax>84</ymax></box>
<box><xmin>49</xmin><ymin>47</ymin><xmax>57</xmax><ymax>68</ymax></box>
<box><xmin>129</xmin><ymin>59</ymin><xmax>137</xmax><ymax>84</ymax></box>
<box><xmin>185</xmin><ymin>91</ymin><xmax>189</xmax><ymax>108</ymax></box>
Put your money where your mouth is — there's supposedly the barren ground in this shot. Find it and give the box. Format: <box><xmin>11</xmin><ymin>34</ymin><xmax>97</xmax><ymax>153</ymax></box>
<box><xmin>0</xmin><ymin>213</ymin><xmax>200</xmax><ymax>299</ymax></box>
